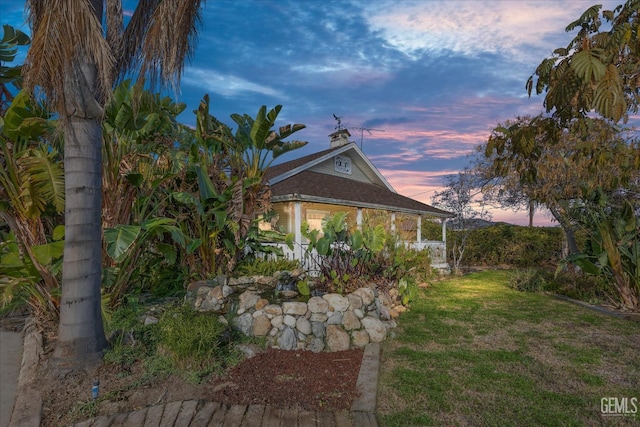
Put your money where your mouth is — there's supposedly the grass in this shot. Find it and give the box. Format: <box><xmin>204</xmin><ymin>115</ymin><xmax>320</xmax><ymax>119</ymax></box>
<box><xmin>103</xmin><ymin>302</ymin><xmax>245</xmax><ymax>386</ymax></box>
<box><xmin>377</xmin><ymin>270</ymin><xmax>640</xmax><ymax>426</ymax></box>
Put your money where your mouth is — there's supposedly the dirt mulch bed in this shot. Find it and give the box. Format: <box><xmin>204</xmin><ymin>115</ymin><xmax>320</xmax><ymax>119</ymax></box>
<box><xmin>37</xmin><ymin>345</ymin><xmax>363</xmax><ymax>427</ymax></box>
<box><xmin>209</xmin><ymin>347</ymin><xmax>363</xmax><ymax>411</ymax></box>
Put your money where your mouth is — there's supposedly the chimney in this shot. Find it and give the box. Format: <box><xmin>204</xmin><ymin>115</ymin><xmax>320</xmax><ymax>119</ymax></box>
<box><xmin>329</xmin><ymin>129</ymin><xmax>352</xmax><ymax>148</ymax></box>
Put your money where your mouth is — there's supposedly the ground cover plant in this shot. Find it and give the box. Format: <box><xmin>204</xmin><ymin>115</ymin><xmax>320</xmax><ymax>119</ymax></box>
<box><xmin>377</xmin><ymin>270</ymin><xmax>640</xmax><ymax>426</ymax></box>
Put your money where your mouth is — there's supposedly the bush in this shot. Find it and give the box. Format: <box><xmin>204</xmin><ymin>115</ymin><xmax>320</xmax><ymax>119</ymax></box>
<box><xmin>462</xmin><ymin>224</ymin><xmax>566</xmax><ymax>268</ymax></box>
<box><xmin>506</xmin><ymin>267</ymin><xmax>619</xmax><ymax>306</ymax></box>
<box><xmin>545</xmin><ymin>271</ymin><xmax>619</xmax><ymax>306</ymax></box>
<box><xmin>508</xmin><ymin>269</ymin><xmax>549</xmax><ymax>292</ymax></box>
<box><xmin>301</xmin><ymin>212</ymin><xmax>433</xmax><ymax>302</ymax></box>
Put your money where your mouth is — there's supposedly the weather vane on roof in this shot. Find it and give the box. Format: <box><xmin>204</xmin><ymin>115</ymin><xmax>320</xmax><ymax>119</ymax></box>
<box><xmin>333</xmin><ymin>113</ymin><xmax>344</xmax><ymax>131</ymax></box>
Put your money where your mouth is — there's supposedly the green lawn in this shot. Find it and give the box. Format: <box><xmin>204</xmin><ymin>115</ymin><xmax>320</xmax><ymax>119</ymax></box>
<box><xmin>377</xmin><ymin>270</ymin><xmax>640</xmax><ymax>426</ymax></box>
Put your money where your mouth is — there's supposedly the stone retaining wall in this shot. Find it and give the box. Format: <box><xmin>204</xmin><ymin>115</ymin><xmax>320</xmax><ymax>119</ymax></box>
<box><xmin>186</xmin><ymin>279</ymin><xmax>402</xmax><ymax>352</ymax></box>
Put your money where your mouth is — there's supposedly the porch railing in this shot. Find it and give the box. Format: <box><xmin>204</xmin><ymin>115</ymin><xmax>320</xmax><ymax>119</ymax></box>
<box><xmin>258</xmin><ymin>240</ymin><xmax>448</xmax><ymax>273</ymax></box>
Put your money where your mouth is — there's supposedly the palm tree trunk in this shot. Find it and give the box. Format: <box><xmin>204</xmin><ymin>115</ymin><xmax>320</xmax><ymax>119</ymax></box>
<box><xmin>53</xmin><ymin>56</ymin><xmax>107</xmax><ymax>369</ymax></box>
<box><xmin>54</xmin><ymin>115</ymin><xmax>107</xmax><ymax>369</ymax></box>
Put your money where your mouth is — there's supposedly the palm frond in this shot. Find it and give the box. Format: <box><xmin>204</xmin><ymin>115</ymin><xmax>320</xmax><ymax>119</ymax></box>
<box><xmin>24</xmin><ymin>0</ymin><xmax>115</xmax><ymax>114</ymax></box>
<box><xmin>106</xmin><ymin>0</ymin><xmax>124</xmax><ymax>69</ymax></box>
<box><xmin>119</xmin><ymin>0</ymin><xmax>203</xmax><ymax>90</ymax></box>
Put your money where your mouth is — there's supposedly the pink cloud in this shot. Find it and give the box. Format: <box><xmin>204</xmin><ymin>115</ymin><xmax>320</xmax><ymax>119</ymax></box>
<box><xmin>379</xmin><ymin>168</ymin><xmax>556</xmax><ymax>226</ymax></box>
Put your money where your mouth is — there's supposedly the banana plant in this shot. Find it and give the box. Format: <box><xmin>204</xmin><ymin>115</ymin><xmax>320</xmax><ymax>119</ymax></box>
<box><xmin>228</xmin><ymin>104</ymin><xmax>307</xmax><ymax>178</ymax></box>
<box><xmin>1</xmin><ymin>24</ymin><xmax>30</xmax><ymax>118</ymax></box>
<box><xmin>176</xmin><ymin>97</ymin><xmax>307</xmax><ymax>276</ymax></box>
<box><xmin>560</xmin><ymin>189</ymin><xmax>639</xmax><ymax>309</ymax></box>
<box><xmin>102</xmin><ymin>80</ymin><xmax>187</xmax><ymax>230</ymax></box>
<box><xmin>1</xmin><ymin>90</ymin><xmax>63</xmax><ymax>319</ymax></box>
<box><xmin>103</xmin><ymin>217</ymin><xmax>187</xmax><ymax>306</ymax></box>
<box><xmin>100</xmin><ymin>82</ymin><xmax>190</xmax><ymax>306</ymax></box>
<box><xmin>224</xmin><ymin>104</ymin><xmax>307</xmax><ymax>263</ymax></box>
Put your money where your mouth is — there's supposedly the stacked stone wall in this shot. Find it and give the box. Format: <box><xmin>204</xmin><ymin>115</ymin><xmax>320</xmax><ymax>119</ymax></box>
<box><xmin>186</xmin><ymin>279</ymin><xmax>401</xmax><ymax>352</ymax></box>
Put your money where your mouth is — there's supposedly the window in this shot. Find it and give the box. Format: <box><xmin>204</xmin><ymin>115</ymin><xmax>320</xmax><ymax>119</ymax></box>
<box><xmin>306</xmin><ymin>209</ymin><xmax>330</xmax><ymax>235</ymax></box>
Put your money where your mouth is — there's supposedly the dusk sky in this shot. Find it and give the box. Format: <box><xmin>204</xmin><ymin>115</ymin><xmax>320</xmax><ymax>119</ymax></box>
<box><xmin>2</xmin><ymin>0</ymin><xmax>630</xmax><ymax>225</ymax></box>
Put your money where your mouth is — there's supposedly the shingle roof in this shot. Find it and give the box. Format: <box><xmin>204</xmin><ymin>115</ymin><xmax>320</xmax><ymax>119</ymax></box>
<box><xmin>269</xmin><ymin>171</ymin><xmax>451</xmax><ymax>217</ymax></box>
<box><xmin>265</xmin><ymin>146</ymin><xmax>342</xmax><ymax>181</ymax></box>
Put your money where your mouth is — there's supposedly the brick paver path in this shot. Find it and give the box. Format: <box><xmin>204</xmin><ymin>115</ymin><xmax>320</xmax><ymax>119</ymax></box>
<box><xmin>69</xmin><ymin>400</ymin><xmax>378</xmax><ymax>427</ymax></box>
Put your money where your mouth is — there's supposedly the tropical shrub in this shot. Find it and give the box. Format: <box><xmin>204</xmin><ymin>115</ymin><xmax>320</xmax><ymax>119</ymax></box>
<box><xmin>1</xmin><ymin>87</ymin><xmax>63</xmax><ymax>320</ymax></box>
<box><xmin>302</xmin><ymin>212</ymin><xmax>385</xmax><ymax>294</ymax></box>
<box><xmin>172</xmin><ymin>97</ymin><xmax>307</xmax><ymax>277</ymax></box>
<box><xmin>546</xmin><ymin>270</ymin><xmax>618</xmax><ymax>306</ymax></box>
<box><xmin>302</xmin><ymin>212</ymin><xmax>432</xmax><ymax>301</ymax></box>
<box><xmin>103</xmin><ymin>217</ymin><xmax>187</xmax><ymax>305</ymax></box>
<box><xmin>562</xmin><ymin>190</ymin><xmax>640</xmax><ymax>310</ymax></box>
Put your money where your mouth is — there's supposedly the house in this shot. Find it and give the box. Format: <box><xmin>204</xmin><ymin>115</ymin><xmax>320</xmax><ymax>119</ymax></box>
<box><xmin>263</xmin><ymin>128</ymin><xmax>453</xmax><ymax>271</ymax></box>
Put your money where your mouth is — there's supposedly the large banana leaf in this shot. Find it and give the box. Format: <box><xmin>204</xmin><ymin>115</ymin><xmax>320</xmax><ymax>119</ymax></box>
<box><xmin>363</xmin><ymin>224</ymin><xmax>386</xmax><ymax>252</ymax></box>
<box><xmin>19</xmin><ymin>148</ymin><xmax>65</xmax><ymax>214</ymax></box>
<box><xmin>105</xmin><ymin>225</ymin><xmax>142</xmax><ymax>262</ymax></box>
<box><xmin>3</xmin><ymin>91</ymin><xmax>51</xmax><ymax>140</ymax></box>
<box><xmin>141</xmin><ymin>217</ymin><xmax>186</xmax><ymax>248</ymax></box>
<box><xmin>32</xmin><ymin>241</ymin><xmax>64</xmax><ymax>266</ymax></box>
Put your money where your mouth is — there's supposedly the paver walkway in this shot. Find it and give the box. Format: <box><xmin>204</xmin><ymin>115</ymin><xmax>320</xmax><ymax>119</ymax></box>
<box><xmin>69</xmin><ymin>400</ymin><xmax>378</xmax><ymax>426</ymax></box>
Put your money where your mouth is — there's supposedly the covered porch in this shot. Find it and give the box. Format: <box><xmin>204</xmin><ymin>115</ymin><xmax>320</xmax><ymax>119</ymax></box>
<box><xmin>261</xmin><ymin>198</ymin><xmax>450</xmax><ymax>273</ymax></box>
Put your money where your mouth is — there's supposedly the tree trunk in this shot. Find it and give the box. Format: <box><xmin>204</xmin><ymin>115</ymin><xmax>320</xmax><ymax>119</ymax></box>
<box><xmin>549</xmin><ymin>207</ymin><xmax>579</xmax><ymax>256</ymax></box>
<box><xmin>54</xmin><ymin>26</ymin><xmax>108</xmax><ymax>369</ymax></box>
<box><xmin>528</xmin><ymin>200</ymin><xmax>534</xmax><ymax>228</ymax></box>
<box><xmin>54</xmin><ymin>114</ymin><xmax>108</xmax><ymax>370</ymax></box>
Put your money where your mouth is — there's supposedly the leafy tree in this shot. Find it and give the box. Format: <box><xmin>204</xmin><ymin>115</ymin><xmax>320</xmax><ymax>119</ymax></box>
<box><xmin>431</xmin><ymin>170</ymin><xmax>491</xmax><ymax>274</ymax></box>
<box><xmin>479</xmin><ymin>115</ymin><xmax>638</xmax><ymax>257</ymax></box>
<box><xmin>22</xmin><ymin>0</ymin><xmax>203</xmax><ymax>370</ymax></box>
<box><xmin>527</xmin><ymin>1</ymin><xmax>640</xmax><ymax>123</ymax></box>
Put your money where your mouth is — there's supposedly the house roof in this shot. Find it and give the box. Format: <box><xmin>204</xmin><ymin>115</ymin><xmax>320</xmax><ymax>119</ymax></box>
<box><xmin>270</xmin><ymin>170</ymin><xmax>451</xmax><ymax>217</ymax></box>
<box><xmin>265</xmin><ymin>146</ymin><xmax>341</xmax><ymax>181</ymax></box>
<box><xmin>265</xmin><ymin>139</ymin><xmax>452</xmax><ymax>217</ymax></box>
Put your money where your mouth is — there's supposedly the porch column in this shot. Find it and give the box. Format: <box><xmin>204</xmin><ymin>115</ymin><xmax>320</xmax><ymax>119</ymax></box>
<box><xmin>294</xmin><ymin>201</ymin><xmax>303</xmax><ymax>260</ymax></box>
<box><xmin>391</xmin><ymin>212</ymin><xmax>396</xmax><ymax>235</ymax></box>
<box><xmin>442</xmin><ymin>218</ymin><xmax>448</xmax><ymax>247</ymax></box>
<box><xmin>417</xmin><ymin>215</ymin><xmax>422</xmax><ymax>243</ymax></box>
<box><xmin>356</xmin><ymin>208</ymin><xmax>363</xmax><ymax>230</ymax></box>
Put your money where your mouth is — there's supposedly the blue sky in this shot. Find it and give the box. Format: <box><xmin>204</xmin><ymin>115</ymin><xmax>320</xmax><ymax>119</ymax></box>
<box><xmin>1</xmin><ymin>0</ymin><xmax>628</xmax><ymax>225</ymax></box>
